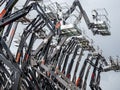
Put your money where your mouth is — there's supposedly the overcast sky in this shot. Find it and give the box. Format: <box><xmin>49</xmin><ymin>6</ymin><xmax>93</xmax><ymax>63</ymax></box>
<box><xmin>57</xmin><ymin>0</ymin><xmax>120</xmax><ymax>89</ymax></box>
<box><xmin>48</xmin><ymin>0</ymin><xmax>120</xmax><ymax>89</ymax></box>
<box><xmin>77</xmin><ymin>0</ymin><xmax>120</xmax><ymax>89</ymax></box>
<box><xmin>1</xmin><ymin>0</ymin><xmax>120</xmax><ymax>90</ymax></box>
